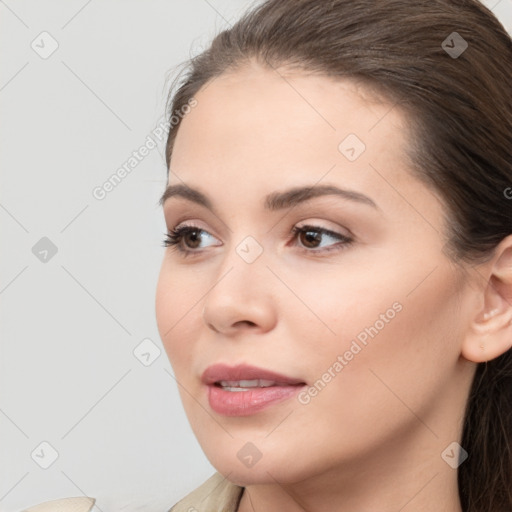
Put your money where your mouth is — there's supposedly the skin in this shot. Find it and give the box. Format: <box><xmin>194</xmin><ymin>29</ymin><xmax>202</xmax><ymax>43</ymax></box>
<box><xmin>155</xmin><ymin>60</ymin><xmax>512</xmax><ymax>512</ymax></box>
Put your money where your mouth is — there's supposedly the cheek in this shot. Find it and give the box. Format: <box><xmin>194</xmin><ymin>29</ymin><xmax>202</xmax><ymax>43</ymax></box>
<box><xmin>290</xmin><ymin>260</ymin><xmax>463</xmax><ymax>433</ymax></box>
<box><xmin>155</xmin><ymin>261</ymin><xmax>199</xmax><ymax>367</ymax></box>
<box><xmin>277</xmin><ymin>261</ymin><xmax>402</xmax><ymax>354</ymax></box>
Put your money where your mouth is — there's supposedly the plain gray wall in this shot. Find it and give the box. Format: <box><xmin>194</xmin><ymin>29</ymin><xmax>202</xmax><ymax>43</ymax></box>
<box><xmin>1</xmin><ymin>1</ymin><xmax>511</xmax><ymax>511</ymax></box>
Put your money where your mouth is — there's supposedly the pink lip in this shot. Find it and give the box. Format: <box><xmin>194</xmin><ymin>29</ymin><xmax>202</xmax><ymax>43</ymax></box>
<box><xmin>201</xmin><ymin>363</ymin><xmax>305</xmax><ymax>386</ymax></box>
<box><xmin>202</xmin><ymin>363</ymin><xmax>306</xmax><ymax>417</ymax></box>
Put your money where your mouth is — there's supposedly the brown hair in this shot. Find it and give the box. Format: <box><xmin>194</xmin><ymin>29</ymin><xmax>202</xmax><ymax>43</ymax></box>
<box><xmin>163</xmin><ymin>1</ymin><xmax>512</xmax><ymax>510</ymax></box>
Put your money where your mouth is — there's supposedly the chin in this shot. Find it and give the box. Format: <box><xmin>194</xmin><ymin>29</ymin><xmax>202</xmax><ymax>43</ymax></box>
<box><xmin>203</xmin><ymin>444</ymin><xmax>316</xmax><ymax>487</ymax></box>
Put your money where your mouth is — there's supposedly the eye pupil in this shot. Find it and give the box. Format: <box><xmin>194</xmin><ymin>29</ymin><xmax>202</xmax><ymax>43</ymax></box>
<box><xmin>186</xmin><ymin>229</ymin><xmax>201</xmax><ymax>248</ymax></box>
<box><xmin>300</xmin><ymin>229</ymin><xmax>321</xmax><ymax>248</ymax></box>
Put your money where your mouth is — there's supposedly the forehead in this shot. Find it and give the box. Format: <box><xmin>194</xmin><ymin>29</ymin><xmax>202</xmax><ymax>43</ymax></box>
<box><xmin>171</xmin><ymin>62</ymin><xmax>407</xmax><ymax>168</ymax></box>
<box><xmin>168</xmin><ymin>62</ymin><xmax>426</xmax><ymax>212</ymax></box>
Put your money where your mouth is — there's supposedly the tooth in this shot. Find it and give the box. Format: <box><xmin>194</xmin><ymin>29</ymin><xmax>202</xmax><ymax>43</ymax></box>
<box><xmin>219</xmin><ymin>380</ymin><xmax>245</xmax><ymax>387</ymax></box>
<box><xmin>238</xmin><ymin>379</ymin><xmax>259</xmax><ymax>387</ymax></box>
<box><xmin>217</xmin><ymin>379</ymin><xmax>278</xmax><ymax>389</ymax></box>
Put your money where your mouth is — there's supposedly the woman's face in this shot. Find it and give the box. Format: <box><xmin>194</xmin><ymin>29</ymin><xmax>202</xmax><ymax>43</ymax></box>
<box><xmin>155</xmin><ymin>62</ymin><xmax>476</xmax><ymax>485</ymax></box>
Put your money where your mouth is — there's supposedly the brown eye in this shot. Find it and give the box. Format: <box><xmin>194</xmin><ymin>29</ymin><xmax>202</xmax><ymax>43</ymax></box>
<box><xmin>298</xmin><ymin>228</ymin><xmax>322</xmax><ymax>248</ymax></box>
<box><xmin>182</xmin><ymin>228</ymin><xmax>202</xmax><ymax>249</ymax></box>
<box><xmin>290</xmin><ymin>224</ymin><xmax>354</xmax><ymax>254</ymax></box>
<box><xmin>163</xmin><ymin>225</ymin><xmax>220</xmax><ymax>255</ymax></box>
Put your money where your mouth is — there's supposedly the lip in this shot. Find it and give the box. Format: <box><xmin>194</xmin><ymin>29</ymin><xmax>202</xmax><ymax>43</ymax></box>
<box><xmin>202</xmin><ymin>363</ymin><xmax>306</xmax><ymax>417</ymax></box>
<box><xmin>201</xmin><ymin>363</ymin><xmax>305</xmax><ymax>386</ymax></box>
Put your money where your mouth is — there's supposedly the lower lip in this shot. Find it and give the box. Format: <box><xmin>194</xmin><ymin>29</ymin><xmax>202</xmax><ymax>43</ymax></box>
<box><xmin>206</xmin><ymin>384</ymin><xmax>305</xmax><ymax>416</ymax></box>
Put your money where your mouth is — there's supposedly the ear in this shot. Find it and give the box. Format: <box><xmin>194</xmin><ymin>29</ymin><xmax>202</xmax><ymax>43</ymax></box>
<box><xmin>462</xmin><ymin>234</ymin><xmax>512</xmax><ymax>363</ymax></box>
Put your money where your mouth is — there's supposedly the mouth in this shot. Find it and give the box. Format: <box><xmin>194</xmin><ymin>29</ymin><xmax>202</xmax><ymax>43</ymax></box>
<box><xmin>201</xmin><ymin>362</ymin><xmax>306</xmax><ymax>386</ymax></box>
<box><xmin>213</xmin><ymin>378</ymin><xmax>296</xmax><ymax>391</ymax></box>
<box><xmin>201</xmin><ymin>363</ymin><xmax>307</xmax><ymax>416</ymax></box>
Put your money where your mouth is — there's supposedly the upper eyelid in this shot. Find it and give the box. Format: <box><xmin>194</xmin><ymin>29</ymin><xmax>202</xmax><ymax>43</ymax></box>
<box><xmin>163</xmin><ymin>204</ymin><xmax>232</xmax><ymax>234</ymax></box>
<box><xmin>170</xmin><ymin>219</ymin><xmax>350</xmax><ymax>238</ymax></box>
<box><xmin>170</xmin><ymin>222</ymin><xmax>352</xmax><ymax>246</ymax></box>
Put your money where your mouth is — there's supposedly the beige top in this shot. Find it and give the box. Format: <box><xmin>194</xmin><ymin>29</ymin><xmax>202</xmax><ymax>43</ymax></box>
<box><xmin>21</xmin><ymin>497</ymin><xmax>95</xmax><ymax>512</ymax></box>
<box><xmin>19</xmin><ymin>473</ymin><xmax>243</xmax><ymax>512</ymax></box>
<box><xmin>168</xmin><ymin>472</ymin><xmax>245</xmax><ymax>512</ymax></box>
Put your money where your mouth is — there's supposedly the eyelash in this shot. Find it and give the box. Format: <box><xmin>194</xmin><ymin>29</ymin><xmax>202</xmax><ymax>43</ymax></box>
<box><xmin>162</xmin><ymin>223</ymin><xmax>354</xmax><ymax>257</ymax></box>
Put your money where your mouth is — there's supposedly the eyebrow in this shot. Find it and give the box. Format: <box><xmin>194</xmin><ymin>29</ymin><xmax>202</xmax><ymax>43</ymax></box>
<box><xmin>159</xmin><ymin>183</ymin><xmax>379</xmax><ymax>212</ymax></box>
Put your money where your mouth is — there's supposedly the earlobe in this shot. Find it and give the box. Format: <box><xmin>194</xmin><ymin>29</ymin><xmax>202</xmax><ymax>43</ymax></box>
<box><xmin>461</xmin><ymin>236</ymin><xmax>512</xmax><ymax>363</ymax></box>
<box><xmin>462</xmin><ymin>311</ymin><xmax>512</xmax><ymax>363</ymax></box>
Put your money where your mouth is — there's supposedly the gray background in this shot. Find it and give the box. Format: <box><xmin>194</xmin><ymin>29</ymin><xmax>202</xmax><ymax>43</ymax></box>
<box><xmin>1</xmin><ymin>1</ymin><xmax>511</xmax><ymax>511</ymax></box>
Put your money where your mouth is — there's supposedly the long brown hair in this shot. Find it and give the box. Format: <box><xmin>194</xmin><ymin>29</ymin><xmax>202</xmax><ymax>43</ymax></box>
<box><xmin>163</xmin><ymin>1</ymin><xmax>512</xmax><ymax>510</ymax></box>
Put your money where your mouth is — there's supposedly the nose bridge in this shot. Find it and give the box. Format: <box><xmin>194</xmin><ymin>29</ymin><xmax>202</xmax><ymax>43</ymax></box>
<box><xmin>201</xmin><ymin>232</ymin><xmax>276</xmax><ymax>332</ymax></box>
<box><xmin>210</xmin><ymin>232</ymin><xmax>269</xmax><ymax>300</ymax></box>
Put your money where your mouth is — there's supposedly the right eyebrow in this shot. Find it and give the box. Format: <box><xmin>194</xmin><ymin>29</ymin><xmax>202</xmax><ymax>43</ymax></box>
<box><xmin>159</xmin><ymin>183</ymin><xmax>380</xmax><ymax>212</ymax></box>
<box><xmin>263</xmin><ymin>184</ymin><xmax>379</xmax><ymax>210</ymax></box>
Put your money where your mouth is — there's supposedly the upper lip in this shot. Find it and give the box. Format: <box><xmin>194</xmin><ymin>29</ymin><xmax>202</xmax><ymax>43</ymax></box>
<box><xmin>201</xmin><ymin>363</ymin><xmax>306</xmax><ymax>386</ymax></box>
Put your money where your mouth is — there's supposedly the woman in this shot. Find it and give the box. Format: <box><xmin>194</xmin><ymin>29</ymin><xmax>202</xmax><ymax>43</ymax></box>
<box><xmin>156</xmin><ymin>0</ymin><xmax>512</xmax><ymax>511</ymax></box>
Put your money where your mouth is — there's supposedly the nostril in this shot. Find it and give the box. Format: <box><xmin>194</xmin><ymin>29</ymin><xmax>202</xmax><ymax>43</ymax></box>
<box><xmin>235</xmin><ymin>320</ymin><xmax>257</xmax><ymax>327</ymax></box>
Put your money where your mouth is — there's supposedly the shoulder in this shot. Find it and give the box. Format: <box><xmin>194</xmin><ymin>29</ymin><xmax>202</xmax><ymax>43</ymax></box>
<box><xmin>22</xmin><ymin>497</ymin><xmax>96</xmax><ymax>512</ymax></box>
<box><xmin>168</xmin><ymin>472</ymin><xmax>244</xmax><ymax>512</ymax></box>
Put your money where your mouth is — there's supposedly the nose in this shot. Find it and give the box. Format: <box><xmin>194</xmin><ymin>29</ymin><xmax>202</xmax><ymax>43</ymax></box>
<box><xmin>201</xmin><ymin>250</ymin><xmax>277</xmax><ymax>336</ymax></box>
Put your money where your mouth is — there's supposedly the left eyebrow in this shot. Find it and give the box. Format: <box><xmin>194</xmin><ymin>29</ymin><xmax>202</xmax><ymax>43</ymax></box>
<box><xmin>159</xmin><ymin>183</ymin><xmax>380</xmax><ymax>212</ymax></box>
